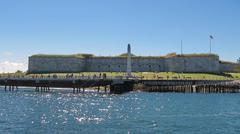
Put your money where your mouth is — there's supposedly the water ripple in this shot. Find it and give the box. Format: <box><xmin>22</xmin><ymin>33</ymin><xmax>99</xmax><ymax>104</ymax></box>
<box><xmin>1</xmin><ymin>89</ymin><xmax>240</xmax><ymax>133</ymax></box>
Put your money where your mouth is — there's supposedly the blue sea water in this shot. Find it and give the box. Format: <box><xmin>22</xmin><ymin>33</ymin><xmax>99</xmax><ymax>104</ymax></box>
<box><xmin>0</xmin><ymin>88</ymin><xmax>240</xmax><ymax>134</ymax></box>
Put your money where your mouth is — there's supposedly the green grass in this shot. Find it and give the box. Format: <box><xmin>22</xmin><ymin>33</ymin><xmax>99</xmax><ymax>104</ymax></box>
<box><xmin>227</xmin><ymin>73</ymin><xmax>240</xmax><ymax>79</ymax></box>
<box><xmin>1</xmin><ymin>72</ymin><xmax>239</xmax><ymax>80</ymax></box>
<box><xmin>132</xmin><ymin>72</ymin><xmax>232</xmax><ymax>80</ymax></box>
<box><xmin>27</xmin><ymin>72</ymin><xmax>240</xmax><ymax>80</ymax></box>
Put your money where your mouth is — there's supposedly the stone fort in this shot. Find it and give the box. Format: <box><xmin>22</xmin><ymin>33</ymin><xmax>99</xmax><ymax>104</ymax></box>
<box><xmin>28</xmin><ymin>45</ymin><xmax>240</xmax><ymax>73</ymax></box>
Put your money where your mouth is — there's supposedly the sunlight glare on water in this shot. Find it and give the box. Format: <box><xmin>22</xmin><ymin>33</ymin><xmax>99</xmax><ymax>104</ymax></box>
<box><xmin>0</xmin><ymin>88</ymin><xmax>240</xmax><ymax>134</ymax></box>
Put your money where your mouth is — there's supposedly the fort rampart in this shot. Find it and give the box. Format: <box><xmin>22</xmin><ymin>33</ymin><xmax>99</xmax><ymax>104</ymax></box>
<box><xmin>28</xmin><ymin>54</ymin><xmax>240</xmax><ymax>73</ymax></box>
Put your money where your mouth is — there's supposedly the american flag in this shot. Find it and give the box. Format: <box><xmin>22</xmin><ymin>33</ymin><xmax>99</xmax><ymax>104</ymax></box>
<box><xmin>210</xmin><ymin>35</ymin><xmax>214</xmax><ymax>39</ymax></box>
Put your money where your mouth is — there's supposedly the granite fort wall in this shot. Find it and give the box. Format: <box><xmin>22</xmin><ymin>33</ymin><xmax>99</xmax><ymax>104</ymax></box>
<box><xmin>86</xmin><ymin>57</ymin><xmax>165</xmax><ymax>72</ymax></box>
<box><xmin>28</xmin><ymin>55</ymin><xmax>227</xmax><ymax>73</ymax></box>
<box><xmin>220</xmin><ymin>62</ymin><xmax>240</xmax><ymax>73</ymax></box>
<box><xmin>87</xmin><ymin>56</ymin><xmax>219</xmax><ymax>73</ymax></box>
<box><xmin>165</xmin><ymin>56</ymin><xmax>220</xmax><ymax>73</ymax></box>
<box><xmin>28</xmin><ymin>57</ymin><xmax>85</xmax><ymax>73</ymax></box>
<box><xmin>86</xmin><ymin>57</ymin><xmax>126</xmax><ymax>72</ymax></box>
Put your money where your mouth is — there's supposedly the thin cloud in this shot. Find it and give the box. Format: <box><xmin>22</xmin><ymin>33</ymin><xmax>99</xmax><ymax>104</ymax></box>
<box><xmin>2</xmin><ymin>51</ymin><xmax>14</xmax><ymax>57</ymax></box>
<box><xmin>0</xmin><ymin>61</ymin><xmax>27</xmax><ymax>73</ymax></box>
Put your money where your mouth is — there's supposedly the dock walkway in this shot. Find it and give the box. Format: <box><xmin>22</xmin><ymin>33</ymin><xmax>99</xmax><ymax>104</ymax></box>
<box><xmin>0</xmin><ymin>78</ymin><xmax>240</xmax><ymax>94</ymax></box>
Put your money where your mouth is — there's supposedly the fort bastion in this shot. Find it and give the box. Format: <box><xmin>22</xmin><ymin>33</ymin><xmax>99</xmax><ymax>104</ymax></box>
<box><xmin>28</xmin><ymin>53</ymin><xmax>240</xmax><ymax>73</ymax></box>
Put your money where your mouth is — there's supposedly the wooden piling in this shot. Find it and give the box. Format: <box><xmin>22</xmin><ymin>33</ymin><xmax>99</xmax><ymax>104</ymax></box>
<box><xmin>104</xmin><ymin>86</ymin><xmax>107</xmax><ymax>93</ymax></box>
<box><xmin>97</xmin><ymin>86</ymin><xmax>100</xmax><ymax>92</ymax></box>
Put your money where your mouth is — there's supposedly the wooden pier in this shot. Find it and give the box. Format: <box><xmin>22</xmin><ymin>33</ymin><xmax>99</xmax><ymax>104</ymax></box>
<box><xmin>0</xmin><ymin>78</ymin><xmax>134</xmax><ymax>94</ymax></box>
<box><xmin>0</xmin><ymin>78</ymin><xmax>240</xmax><ymax>94</ymax></box>
<box><xmin>140</xmin><ymin>80</ymin><xmax>240</xmax><ymax>93</ymax></box>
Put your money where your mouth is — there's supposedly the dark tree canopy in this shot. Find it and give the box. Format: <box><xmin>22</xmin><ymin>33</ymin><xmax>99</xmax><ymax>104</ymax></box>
<box><xmin>118</xmin><ymin>53</ymin><xmax>136</xmax><ymax>57</ymax></box>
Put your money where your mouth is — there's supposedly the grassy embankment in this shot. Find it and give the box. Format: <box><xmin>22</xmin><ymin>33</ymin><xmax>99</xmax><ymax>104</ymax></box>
<box><xmin>1</xmin><ymin>72</ymin><xmax>240</xmax><ymax>80</ymax></box>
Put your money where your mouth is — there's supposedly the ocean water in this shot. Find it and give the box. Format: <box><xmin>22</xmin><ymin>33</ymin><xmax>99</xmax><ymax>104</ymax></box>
<box><xmin>0</xmin><ymin>88</ymin><xmax>240</xmax><ymax>134</ymax></box>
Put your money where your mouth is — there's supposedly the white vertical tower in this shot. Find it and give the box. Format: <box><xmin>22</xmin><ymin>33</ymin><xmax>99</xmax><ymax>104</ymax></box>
<box><xmin>127</xmin><ymin>44</ymin><xmax>132</xmax><ymax>77</ymax></box>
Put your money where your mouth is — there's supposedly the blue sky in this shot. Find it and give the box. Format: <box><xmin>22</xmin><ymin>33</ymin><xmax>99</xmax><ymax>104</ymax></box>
<box><xmin>0</xmin><ymin>0</ymin><xmax>240</xmax><ymax>72</ymax></box>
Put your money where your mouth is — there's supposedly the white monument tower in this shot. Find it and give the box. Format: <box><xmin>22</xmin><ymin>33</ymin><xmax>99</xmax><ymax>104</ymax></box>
<box><xmin>127</xmin><ymin>44</ymin><xmax>132</xmax><ymax>77</ymax></box>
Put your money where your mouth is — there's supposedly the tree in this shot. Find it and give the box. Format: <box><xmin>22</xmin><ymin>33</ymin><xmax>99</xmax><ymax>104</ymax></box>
<box><xmin>119</xmin><ymin>53</ymin><xmax>136</xmax><ymax>57</ymax></box>
<box><xmin>237</xmin><ymin>58</ymin><xmax>240</xmax><ymax>63</ymax></box>
<box><xmin>15</xmin><ymin>70</ymin><xmax>23</xmax><ymax>74</ymax></box>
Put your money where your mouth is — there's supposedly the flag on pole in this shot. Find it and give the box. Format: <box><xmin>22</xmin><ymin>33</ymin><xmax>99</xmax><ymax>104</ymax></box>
<box><xmin>210</xmin><ymin>35</ymin><xmax>214</xmax><ymax>39</ymax></box>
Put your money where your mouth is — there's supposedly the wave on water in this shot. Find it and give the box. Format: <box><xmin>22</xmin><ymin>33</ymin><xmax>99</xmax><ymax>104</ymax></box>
<box><xmin>0</xmin><ymin>88</ymin><xmax>240</xmax><ymax>133</ymax></box>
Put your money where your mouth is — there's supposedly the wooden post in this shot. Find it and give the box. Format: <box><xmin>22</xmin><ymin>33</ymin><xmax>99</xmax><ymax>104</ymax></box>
<box><xmin>105</xmin><ymin>86</ymin><xmax>107</xmax><ymax>93</ymax></box>
<box><xmin>98</xmin><ymin>86</ymin><xmax>100</xmax><ymax>92</ymax></box>
<box><xmin>73</xmin><ymin>87</ymin><xmax>75</xmax><ymax>93</ymax></box>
